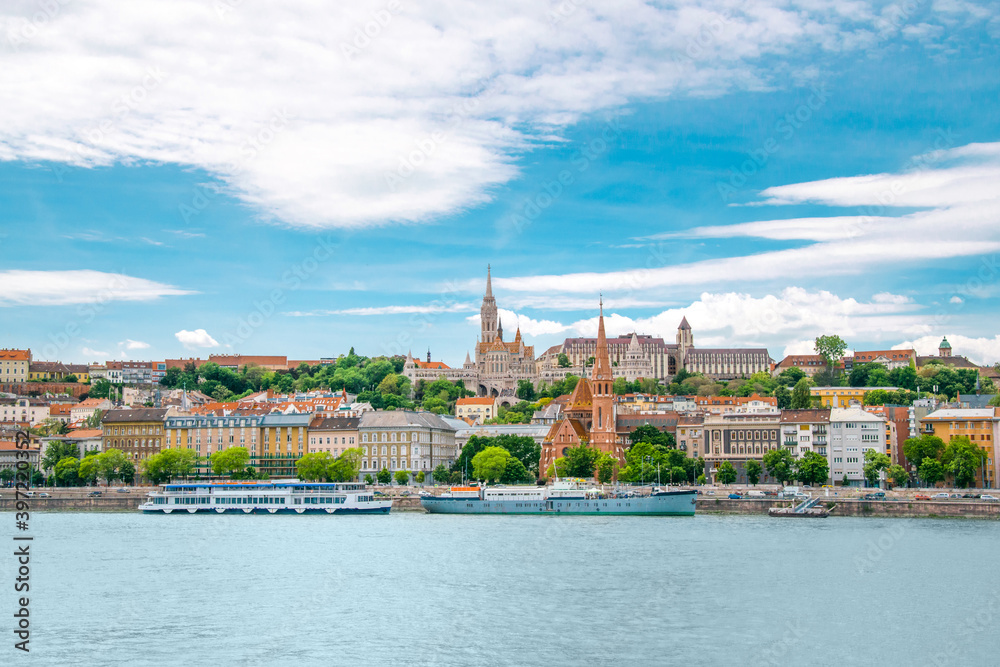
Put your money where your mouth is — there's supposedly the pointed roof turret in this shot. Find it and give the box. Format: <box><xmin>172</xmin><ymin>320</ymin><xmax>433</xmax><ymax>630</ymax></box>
<box><xmin>628</xmin><ymin>331</ymin><xmax>640</xmax><ymax>351</ymax></box>
<box><xmin>465</xmin><ymin>350</ymin><xmax>472</xmax><ymax>365</ymax></box>
<box><xmin>497</xmin><ymin>317</ymin><xmax>503</xmax><ymax>341</ymax></box>
<box><xmin>679</xmin><ymin>316</ymin><xmax>691</xmax><ymax>330</ymax></box>
<box><xmin>485</xmin><ymin>264</ymin><xmax>493</xmax><ymax>298</ymax></box>
<box><xmin>514</xmin><ymin>327</ymin><xmax>522</xmax><ymax>342</ymax></box>
<box><xmin>592</xmin><ymin>297</ymin><xmax>612</xmax><ymax>381</ymax></box>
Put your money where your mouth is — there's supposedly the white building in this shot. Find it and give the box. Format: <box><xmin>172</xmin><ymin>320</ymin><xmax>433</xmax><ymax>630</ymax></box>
<box><xmin>358</xmin><ymin>411</ymin><xmax>458</xmax><ymax>475</ymax></box>
<box><xmin>828</xmin><ymin>407</ymin><xmax>887</xmax><ymax>486</ymax></box>
<box><xmin>0</xmin><ymin>397</ymin><xmax>49</xmax><ymax>426</ymax></box>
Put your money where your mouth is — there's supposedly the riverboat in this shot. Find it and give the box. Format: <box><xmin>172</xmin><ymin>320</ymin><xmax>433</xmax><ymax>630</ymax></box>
<box><xmin>420</xmin><ymin>479</ymin><xmax>696</xmax><ymax>516</ymax></box>
<box><xmin>139</xmin><ymin>481</ymin><xmax>392</xmax><ymax>514</ymax></box>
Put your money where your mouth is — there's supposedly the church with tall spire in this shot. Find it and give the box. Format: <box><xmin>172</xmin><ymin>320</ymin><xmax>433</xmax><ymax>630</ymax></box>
<box><xmin>539</xmin><ymin>299</ymin><xmax>626</xmax><ymax>477</ymax></box>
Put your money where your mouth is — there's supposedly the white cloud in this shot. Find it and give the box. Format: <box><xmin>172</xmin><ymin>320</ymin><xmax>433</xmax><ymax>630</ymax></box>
<box><xmin>0</xmin><ymin>0</ymin><xmax>980</xmax><ymax>228</ymax></box>
<box><xmin>894</xmin><ymin>335</ymin><xmax>1000</xmax><ymax>366</ymax></box>
<box><xmin>0</xmin><ymin>270</ymin><xmax>194</xmax><ymax>306</ymax></box>
<box><xmin>499</xmin><ymin>142</ymin><xmax>1000</xmax><ymax>293</ymax></box>
<box><xmin>950</xmin><ymin>296</ymin><xmax>964</xmax><ymax>304</ymax></box>
<box><xmin>120</xmin><ymin>339</ymin><xmax>151</xmax><ymax>350</ymax></box>
<box><xmin>466</xmin><ymin>308</ymin><xmax>572</xmax><ymax>337</ymax></box>
<box><xmin>81</xmin><ymin>347</ymin><xmax>109</xmax><ymax>359</ymax></box>
<box><xmin>175</xmin><ymin>329</ymin><xmax>219</xmax><ymax>350</ymax></box>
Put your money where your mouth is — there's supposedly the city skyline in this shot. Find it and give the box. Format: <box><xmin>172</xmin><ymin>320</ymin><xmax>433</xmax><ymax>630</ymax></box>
<box><xmin>2</xmin><ymin>2</ymin><xmax>999</xmax><ymax>366</ymax></box>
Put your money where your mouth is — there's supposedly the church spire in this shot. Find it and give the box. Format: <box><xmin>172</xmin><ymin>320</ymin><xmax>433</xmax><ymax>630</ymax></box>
<box><xmin>486</xmin><ymin>264</ymin><xmax>492</xmax><ymax>298</ymax></box>
<box><xmin>481</xmin><ymin>264</ymin><xmax>498</xmax><ymax>344</ymax></box>
<box><xmin>592</xmin><ymin>297</ymin><xmax>611</xmax><ymax>381</ymax></box>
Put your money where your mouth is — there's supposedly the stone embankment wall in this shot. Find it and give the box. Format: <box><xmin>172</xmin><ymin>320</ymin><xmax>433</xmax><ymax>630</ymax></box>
<box><xmin>696</xmin><ymin>497</ymin><xmax>1000</xmax><ymax>519</ymax></box>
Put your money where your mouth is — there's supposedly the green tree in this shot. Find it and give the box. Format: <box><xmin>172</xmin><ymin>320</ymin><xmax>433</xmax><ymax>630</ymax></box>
<box><xmin>715</xmin><ymin>460</ymin><xmax>737</xmax><ymax>485</ymax></box>
<box><xmin>394</xmin><ymin>469</ymin><xmax>410</xmax><ymax>485</ymax></box>
<box><xmin>762</xmin><ymin>448</ymin><xmax>795</xmax><ymax>485</ymax></box>
<box><xmin>557</xmin><ymin>353</ymin><xmax>571</xmax><ymax>368</ymax></box>
<box><xmin>500</xmin><ymin>458</ymin><xmax>530</xmax><ymax>484</ymax></box>
<box><xmin>432</xmin><ymin>463</ymin><xmax>450</xmax><ymax>484</ymax></box>
<box><xmin>814</xmin><ymin>335</ymin><xmax>847</xmax><ymax>376</ymax></box>
<box><xmin>41</xmin><ymin>441</ymin><xmax>80</xmax><ymax>472</ymax></box>
<box><xmin>364</xmin><ymin>474</ymin><xmax>374</xmax><ymax>485</ymax></box>
<box><xmin>564</xmin><ymin>444</ymin><xmax>599</xmax><ymax>478</ymax></box>
<box><xmin>596</xmin><ymin>453</ymin><xmax>616</xmax><ymax>484</ymax></box>
<box><xmin>795</xmin><ymin>451</ymin><xmax>830</xmax><ymax>486</ymax></box>
<box><xmin>516</xmin><ymin>379</ymin><xmax>536</xmax><ymax>401</ymax></box>
<box><xmin>744</xmin><ymin>459</ymin><xmax>762</xmax><ymax>486</ymax></box>
<box><xmin>863</xmin><ymin>449</ymin><xmax>891</xmax><ymax>487</ymax></box>
<box><xmin>211</xmin><ymin>447</ymin><xmax>250</xmax><ymax>477</ymax></box>
<box><xmin>415</xmin><ymin>471</ymin><xmax>425</xmax><ymax>483</ymax></box>
<box><xmin>297</xmin><ymin>452</ymin><xmax>333</xmax><ymax>481</ymax></box>
<box><xmin>87</xmin><ymin>378</ymin><xmax>114</xmax><ymax>399</ymax></box>
<box><xmin>886</xmin><ymin>464</ymin><xmax>908</xmax><ymax>489</ymax></box>
<box><xmin>0</xmin><ymin>468</ymin><xmax>15</xmax><ymax>486</ymax></box>
<box><xmin>774</xmin><ymin>385</ymin><xmax>792</xmax><ymax>409</ymax></box>
<box><xmin>377</xmin><ymin>467</ymin><xmax>391</xmax><ymax>484</ymax></box>
<box><xmin>472</xmin><ymin>446</ymin><xmax>513</xmax><ymax>483</ymax></box>
<box><xmin>903</xmin><ymin>434</ymin><xmax>945</xmax><ymax>469</ymax></box>
<box><xmin>54</xmin><ymin>457</ymin><xmax>81</xmax><ymax>486</ymax></box>
<box><xmin>97</xmin><ymin>449</ymin><xmax>128</xmax><ymax>485</ymax></box>
<box><xmin>790</xmin><ymin>378</ymin><xmax>812</xmax><ymax>409</ymax></box>
<box><xmin>448</xmin><ymin>470</ymin><xmax>463</xmax><ymax>485</ymax></box>
<box><xmin>328</xmin><ymin>448</ymin><xmax>362</xmax><ymax>482</ymax></box>
<box><xmin>918</xmin><ymin>457</ymin><xmax>946</xmax><ymax>486</ymax></box>
<box><xmin>942</xmin><ymin>436</ymin><xmax>987</xmax><ymax>488</ymax></box>
<box><xmin>78</xmin><ymin>455</ymin><xmax>100</xmax><ymax>485</ymax></box>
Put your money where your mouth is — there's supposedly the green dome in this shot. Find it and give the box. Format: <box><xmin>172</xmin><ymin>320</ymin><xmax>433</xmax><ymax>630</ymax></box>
<box><xmin>939</xmin><ymin>337</ymin><xmax>951</xmax><ymax>349</ymax></box>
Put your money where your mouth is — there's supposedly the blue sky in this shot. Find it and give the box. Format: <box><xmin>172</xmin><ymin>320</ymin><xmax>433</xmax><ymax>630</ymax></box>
<box><xmin>1</xmin><ymin>0</ymin><xmax>999</xmax><ymax>366</ymax></box>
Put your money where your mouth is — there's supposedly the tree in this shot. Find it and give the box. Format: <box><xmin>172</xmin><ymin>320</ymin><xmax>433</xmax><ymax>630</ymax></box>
<box><xmin>415</xmin><ymin>471</ymin><xmax>425</xmax><ymax>483</ymax></box>
<box><xmin>329</xmin><ymin>448</ymin><xmax>362</xmax><ymax>482</ymax></box>
<box><xmin>942</xmin><ymin>436</ymin><xmax>987</xmax><ymax>488</ymax></box>
<box><xmin>297</xmin><ymin>452</ymin><xmax>333</xmax><ymax>481</ymax></box>
<box><xmin>863</xmin><ymin>449</ymin><xmax>891</xmax><ymax>487</ymax></box>
<box><xmin>715</xmin><ymin>460</ymin><xmax>737</xmax><ymax>485</ymax></box>
<box><xmin>394</xmin><ymin>469</ymin><xmax>410</xmax><ymax>485</ymax></box>
<box><xmin>516</xmin><ymin>379</ymin><xmax>536</xmax><ymax>401</ymax></box>
<box><xmin>629</xmin><ymin>424</ymin><xmax>674</xmax><ymax>448</ymax></box>
<box><xmin>790</xmin><ymin>378</ymin><xmax>812</xmax><ymax>409</ymax></box>
<box><xmin>744</xmin><ymin>459</ymin><xmax>762</xmax><ymax>486</ymax></box>
<box><xmin>988</xmin><ymin>394</ymin><xmax>1000</xmax><ymax>407</ymax></box>
<box><xmin>78</xmin><ymin>455</ymin><xmax>100</xmax><ymax>485</ymax></box>
<box><xmin>500</xmin><ymin>458</ymin><xmax>531</xmax><ymax>484</ymax></box>
<box><xmin>97</xmin><ymin>449</ymin><xmax>128</xmax><ymax>485</ymax></box>
<box><xmin>596</xmin><ymin>453</ymin><xmax>616</xmax><ymax>484</ymax></box>
<box><xmin>54</xmin><ymin>457</ymin><xmax>81</xmax><ymax>486</ymax></box>
<box><xmin>377</xmin><ymin>468</ymin><xmax>391</xmax><ymax>485</ymax></box>
<box><xmin>472</xmin><ymin>446</ymin><xmax>513</xmax><ymax>483</ymax></box>
<box><xmin>432</xmin><ymin>463</ymin><xmax>450</xmax><ymax>484</ymax></box>
<box><xmin>886</xmin><ymin>464</ymin><xmax>908</xmax><ymax>489</ymax></box>
<box><xmin>448</xmin><ymin>471</ymin><xmax>463</xmax><ymax>485</ymax></box>
<box><xmin>762</xmin><ymin>449</ymin><xmax>795</xmax><ymax>485</ymax></box>
<box><xmin>557</xmin><ymin>353</ymin><xmax>571</xmax><ymax>368</ymax></box>
<box><xmin>41</xmin><ymin>441</ymin><xmax>80</xmax><ymax>473</ymax></box>
<box><xmin>0</xmin><ymin>468</ymin><xmax>14</xmax><ymax>486</ymax></box>
<box><xmin>564</xmin><ymin>444</ymin><xmax>599</xmax><ymax>478</ymax></box>
<box><xmin>814</xmin><ymin>335</ymin><xmax>847</xmax><ymax>376</ymax></box>
<box><xmin>918</xmin><ymin>458</ymin><xmax>946</xmax><ymax>486</ymax></box>
<box><xmin>120</xmin><ymin>461</ymin><xmax>136</xmax><ymax>485</ymax></box>
<box><xmin>88</xmin><ymin>378</ymin><xmax>114</xmax><ymax>399</ymax></box>
<box><xmin>795</xmin><ymin>451</ymin><xmax>830</xmax><ymax>486</ymax></box>
<box><xmin>211</xmin><ymin>447</ymin><xmax>250</xmax><ymax>477</ymax></box>
<box><xmin>903</xmin><ymin>435</ymin><xmax>945</xmax><ymax>470</ymax></box>
<box><xmin>364</xmin><ymin>474</ymin><xmax>374</xmax><ymax>485</ymax></box>
<box><xmin>774</xmin><ymin>385</ymin><xmax>791</xmax><ymax>409</ymax></box>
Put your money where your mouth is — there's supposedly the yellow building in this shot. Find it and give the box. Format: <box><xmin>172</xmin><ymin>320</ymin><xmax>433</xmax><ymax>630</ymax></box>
<box><xmin>455</xmin><ymin>397</ymin><xmax>498</xmax><ymax>424</ymax></box>
<box><xmin>0</xmin><ymin>349</ymin><xmax>31</xmax><ymax>383</ymax></box>
<box><xmin>920</xmin><ymin>408</ymin><xmax>998</xmax><ymax>488</ymax></box>
<box><xmin>810</xmin><ymin>386</ymin><xmax>898</xmax><ymax>408</ymax></box>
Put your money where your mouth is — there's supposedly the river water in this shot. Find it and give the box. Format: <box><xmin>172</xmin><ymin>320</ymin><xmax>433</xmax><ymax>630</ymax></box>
<box><xmin>7</xmin><ymin>512</ymin><xmax>999</xmax><ymax>666</ymax></box>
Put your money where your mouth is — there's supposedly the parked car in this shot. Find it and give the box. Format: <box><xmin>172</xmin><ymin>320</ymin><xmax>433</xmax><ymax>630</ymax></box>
<box><xmin>863</xmin><ymin>492</ymin><xmax>886</xmax><ymax>500</ymax></box>
<box><xmin>821</xmin><ymin>485</ymin><xmax>834</xmax><ymax>489</ymax></box>
<box><xmin>980</xmin><ymin>495</ymin><xmax>998</xmax><ymax>502</ymax></box>
<box><xmin>87</xmin><ymin>491</ymin><xmax>102</xmax><ymax>497</ymax></box>
<box><xmin>747</xmin><ymin>490</ymin><xmax>765</xmax><ymax>497</ymax></box>
<box><xmin>38</xmin><ymin>492</ymin><xmax>52</xmax><ymax>497</ymax></box>
<box><xmin>728</xmin><ymin>493</ymin><xmax>742</xmax><ymax>499</ymax></box>
<box><xmin>116</xmin><ymin>488</ymin><xmax>130</xmax><ymax>493</ymax></box>
<box><xmin>22</xmin><ymin>491</ymin><xmax>34</xmax><ymax>497</ymax></box>
<box><xmin>915</xmin><ymin>494</ymin><xmax>931</xmax><ymax>500</ymax></box>
<box><xmin>932</xmin><ymin>492</ymin><xmax>951</xmax><ymax>499</ymax></box>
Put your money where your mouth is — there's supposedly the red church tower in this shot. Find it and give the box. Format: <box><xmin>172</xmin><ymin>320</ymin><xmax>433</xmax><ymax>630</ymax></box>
<box><xmin>590</xmin><ymin>299</ymin><xmax>624</xmax><ymax>464</ymax></box>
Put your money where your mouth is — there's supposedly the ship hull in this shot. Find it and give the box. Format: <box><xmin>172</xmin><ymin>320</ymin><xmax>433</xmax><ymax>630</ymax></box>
<box><xmin>421</xmin><ymin>491</ymin><xmax>696</xmax><ymax>516</ymax></box>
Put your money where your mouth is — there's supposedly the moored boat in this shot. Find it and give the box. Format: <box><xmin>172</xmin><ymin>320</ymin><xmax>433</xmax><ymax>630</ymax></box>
<box><xmin>139</xmin><ymin>480</ymin><xmax>392</xmax><ymax>514</ymax></box>
<box><xmin>421</xmin><ymin>480</ymin><xmax>696</xmax><ymax>516</ymax></box>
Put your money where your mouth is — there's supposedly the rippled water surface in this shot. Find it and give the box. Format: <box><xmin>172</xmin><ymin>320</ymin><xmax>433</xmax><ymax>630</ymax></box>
<box><xmin>7</xmin><ymin>512</ymin><xmax>999</xmax><ymax>666</ymax></box>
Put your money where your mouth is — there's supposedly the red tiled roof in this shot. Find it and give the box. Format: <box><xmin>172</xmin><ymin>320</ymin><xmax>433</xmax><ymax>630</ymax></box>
<box><xmin>0</xmin><ymin>349</ymin><xmax>30</xmax><ymax>361</ymax></box>
<box><xmin>49</xmin><ymin>404</ymin><xmax>72</xmax><ymax>415</ymax></box>
<box><xmin>412</xmin><ymin>360</ymin><xmax>451</xmax><ymax>369</ymax></box>
<box><xmin>66</xmin><ymin>428</ymin><xmax>103</xmax><ymax>438</ymax></box>
<box><xmin>457</xmin><ymin>397</ymin><xmax>496</xmax><ymax>406</ymax></box>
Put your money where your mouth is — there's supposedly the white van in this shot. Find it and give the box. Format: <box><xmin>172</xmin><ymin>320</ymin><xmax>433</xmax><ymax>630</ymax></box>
<box><xmin>747</xmin><ymin>490</ymin><xmax>766</xmax><ymax>497</ymax></box>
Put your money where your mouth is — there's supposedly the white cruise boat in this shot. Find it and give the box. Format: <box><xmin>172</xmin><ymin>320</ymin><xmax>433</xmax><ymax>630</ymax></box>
<box><xmin>139</xmin><ymin>481</ymin><xmax>392</xmax><ymax>514</ymax></box>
